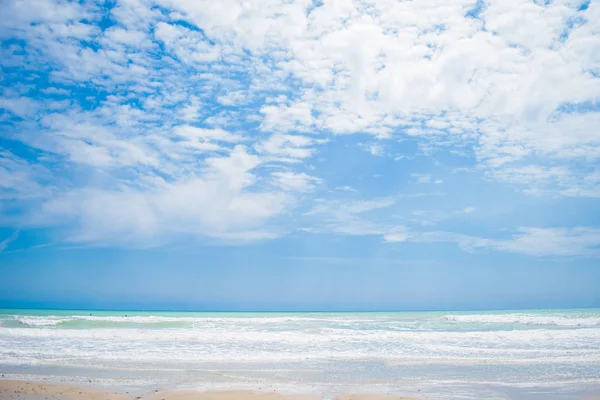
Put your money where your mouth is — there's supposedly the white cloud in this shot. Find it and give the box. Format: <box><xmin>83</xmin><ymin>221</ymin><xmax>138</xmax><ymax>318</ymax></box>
<box><xmin>341</xmin><ymin>197</ymin><xmax>397</xmax><ymax>214</ymax></box>
<box><xmin>1</xmin><ymin>0</ymin><xmax>599</xmax><ymax>249</ymax></box>
<box><xmin>260</xmin><ymin>102</ymin><xmax>315</xmax><ymax>133</ymax></box>
<box><xmin>173</xmin><ymin>125</ymin><xmax>241</xmax><ymax>143</ymax></box>
<box><xmin>150</xmin><ymin>0</ymin><xmax>600</xmax><ymax>196</ymax></box>
<box><xmin>410</xmin><ymin>227</ymin><xmax>600</xmax><ymax>257</ymax></box>
<box><xmin>0</xmin><ymin>0</ymin><xmax>89</xmax><ymax>34</ymax></box>
<box><xmin>272</xmin><ymin>171</ymin><xmax>321</xmax><ymax>192</ymax></box>
<box><xmin>0</xmin><ymin>97</ymin><xmax>38</xmax><ymax>118</ymax></box>
<box><xmin>383</xmin><ymin>230</ymin><xmax>409</xmax><ymax>243</ymax></box>
<box><xmin>34</xmin><ymin>146</ymin><xmax>290</xmax><ymax>245</ymax></box>
<box><xmin>359</xmin><ymin>142</ymin><xmax>385</xmax><ymax>157</ymax></box>
<box><xmin>0</xmin><ymin>230</ymin><xmax>19</xmax><ymax>252</ymax></box>
<box><xmin>488</xmin><ymin>227</ymin><xmax>600</xmax><ymax>256</ymax></box>
<box><xmin>216</xmin><ymin>91</ymin><xmax>250</xmax><ymax>106</ymax></box>
<box><xmin>41</xmin><ymin>87</ymin><xmax>70</xmax><ymax>96</ymax></box>
<box><xmin>412</xmin><ymin>174</ymin><xmax>431</xmax><ymax>184</ymax></box>
<box><xmin>104</xmin><ymin>27</ymin><xmax>147</xmax><ymax>47</ymax></box>
<box><xmin>154</xmin><ymin>22</ymin><xmax>221</xmax><ymax>63</ymax></box>
<box><xmin>255</xmin><ymin>134</ymin><xmax>325</xmax><ymax>162</ymax></box>
<box><xmin>334</xmin><ymin>186</ymin><xmax>357</xmax><ymax>192</ymax></box>
<box><xmin>305</xmin><ymin>196</ymin><xmax>405</xmax><ymax>236</ymax></box>
<box><xmin>411</xmin><ymin>174</ymin><xmax>443</xmax><ymax>185</ymax></box>
<box><xmin>0</xmin><ymin>151</ymin><xmax>51</xmax><ymax>200</ymax></box>
<box><xmin>305</xmin><ymin>192</ymin><xmax>600</xmax><ymax>256</ymax></box>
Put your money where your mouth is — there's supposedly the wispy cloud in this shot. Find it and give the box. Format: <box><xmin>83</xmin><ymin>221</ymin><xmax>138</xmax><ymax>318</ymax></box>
<box><xmin>411</xmin><ymin>174</ymin><xmax>443</xmax><ymax>185</ymax></box>
<box><xmin>0</xmin><ymin>230</ymin><xmax>19</xmax><ymax>252</ymax></box>
<box><xmin>404</xmin><ymin>227</ymin><xmax>600</xmax><ymax>257</ymax></box>
<box><xmin>359</xmin><ymin>142</ymin><xmax>385</xmax><ymax>157</ymax></box>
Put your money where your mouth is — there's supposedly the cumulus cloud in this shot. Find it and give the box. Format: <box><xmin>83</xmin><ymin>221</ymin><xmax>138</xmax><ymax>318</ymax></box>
<box><xmin>154</xmin><ymin>22</ymin><xmax>221</xmax><ymax>63</ymax></box>
<box><xmin>0</xmin><ymin>0</ymin><xmax>599</xmax><ymax>252</ymax></box>
<box><xmin>255</xmin><ymin>134</ymin><xmax>326</xmax><ymax>162</ymax></box>
<box><xmin>34</xmin><ymin>146</ymin><xmax>289</xmax><ymax>245</ymax></box>
<box><xmin>150</xmin><ymin>0</ymin><xmax>600</xmax><ymax>196</ymax></box>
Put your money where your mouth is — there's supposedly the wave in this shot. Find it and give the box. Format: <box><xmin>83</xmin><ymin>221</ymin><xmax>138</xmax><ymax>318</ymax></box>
<box><xmin>4</xmin><ymin>311</ymin><xmax>600</xmax><ymax>330</ymax></box>
<box><xmin>441</xmin><ymin>313</ymin><xmax>600</xmax><ymax>327</ymax></box>
<box><xmin>3</xmin><ymin>311</ymin><xmax>600</xmax><ymax>390</ymax></box>
<box><xmin>5</xmin><ymin>314</ymin><xmax>371</xmax><ymax>327</ymax></box>
<box><xmin>14</xmin><ymin>317</ymin><xmax>70</xmax><ymax>327</ymax></box>
<box><xmin>2</xmin><ymin>325</ymin><xmax>600</xmax><ymax>367</ymax></box>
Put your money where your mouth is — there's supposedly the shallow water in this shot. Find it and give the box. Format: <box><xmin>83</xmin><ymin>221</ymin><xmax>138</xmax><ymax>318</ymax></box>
<box><xmin>1</xmin><ymin>309</ymin><xmax>600</xmax><ymax>399</ymax></box>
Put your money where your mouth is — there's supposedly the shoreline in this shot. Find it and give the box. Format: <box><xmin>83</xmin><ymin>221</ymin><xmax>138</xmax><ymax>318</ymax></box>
<box><xmin>2</xmin><ymin>309</ymin><xmax>600</xmax><ymax>400</ymax></box>
<box><xmin>0</xmin><ymin>380</ymin><xmax>423</xmax><ymax>400</ymax></box>
<box><xmin>2</xmin><ymin>378</ymin><xmax>600</xmax><ymax>400</ymax></box>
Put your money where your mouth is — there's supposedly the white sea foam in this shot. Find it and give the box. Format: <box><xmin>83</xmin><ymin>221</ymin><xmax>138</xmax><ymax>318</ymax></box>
<box><xmin>441</xmin><ymin>313</ymin><xmax>600</xmax><ymax>327</ymax></box>
<box><xmin>1</xmin><ymin>323</ymin><xmax>600</xmax><ymax>364</ymax></box>
<box><xmin>15</xmin><ymin>317</ymin><xmax>67</xmax><ymax>326</ymax></box>
<box><xmin>8</xmin><ymin>311</ymin><xmax>600</xmax><ymax>328</ymax></box>
<box><xmin>1</xmin><ymin>310</ymin><xmax>600</xmax><ymax>389</ymax></box>
<box><xmin>8</xmin><ymin>315</ymin><xmax>359</xmax><ymax>326</ymax></box>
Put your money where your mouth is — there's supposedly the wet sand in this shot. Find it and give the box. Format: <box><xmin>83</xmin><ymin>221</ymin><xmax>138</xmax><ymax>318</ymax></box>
<box><xmin>0</xmin><ymin>381</ymin><xmax>423</xmax><ymax>400</ymax></box>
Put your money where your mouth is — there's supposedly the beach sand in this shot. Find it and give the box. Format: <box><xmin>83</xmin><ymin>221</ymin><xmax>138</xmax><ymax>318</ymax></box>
<box><xmin>0</xmin><ymin>381</ymin><xmax>423</xmax><ymax>400</ymax></box>
<box><xmin>0</xmin><ymin>380</ymin><xmax>126</xmax><ymax>400</ymax></box>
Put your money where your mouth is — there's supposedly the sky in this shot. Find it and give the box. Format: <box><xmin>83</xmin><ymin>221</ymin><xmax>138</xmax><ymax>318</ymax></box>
<box><xmin>0</xmin><ymin>0</ymin><xmax>599</xmax><ymax>311</ymax></box>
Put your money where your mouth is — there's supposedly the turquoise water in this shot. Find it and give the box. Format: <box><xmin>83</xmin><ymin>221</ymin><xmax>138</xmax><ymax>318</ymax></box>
<box><xmin>1</xmin><ymin>308</ymin><xmax>600</xmax><ymax>399</ymax></box>
<box><xmin>2</xmin><ymin>307</ymin><xmax>600</xmax><ymax>328</ymax></box>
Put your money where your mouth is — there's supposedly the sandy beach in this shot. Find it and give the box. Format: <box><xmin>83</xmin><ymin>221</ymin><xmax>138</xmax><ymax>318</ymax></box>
<box><xmin>0</xmin><ymin>381</ymin><xmax>423</xmax><ymax>400</ymax></box>
<box><xmin>0</xmin><ymin>380</ymin><xmax>126</xmax><ymax>400</ymax></box>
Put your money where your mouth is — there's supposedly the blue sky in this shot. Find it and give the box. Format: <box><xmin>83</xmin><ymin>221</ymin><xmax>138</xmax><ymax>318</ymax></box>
<box><xmin>0</xmin><ymin>0</ymin><xmax>599</xmax><ymax>311</ymax></box>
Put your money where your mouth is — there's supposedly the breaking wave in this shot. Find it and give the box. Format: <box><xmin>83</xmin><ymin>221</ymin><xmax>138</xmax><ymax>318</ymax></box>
<box><xmin>441</xmin><ymin>313</ymin><xmax>600</xmax><ymax>327</ymax></box>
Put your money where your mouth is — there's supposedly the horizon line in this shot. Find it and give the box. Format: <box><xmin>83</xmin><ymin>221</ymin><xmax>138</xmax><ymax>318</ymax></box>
<box><xmin>1</xmin><ymin>305</ymin><xmax>598</xmax><ymax>313</ymax></box>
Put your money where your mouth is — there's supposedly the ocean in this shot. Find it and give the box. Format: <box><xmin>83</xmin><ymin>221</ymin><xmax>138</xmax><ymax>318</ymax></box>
<box><xmin>1</xmin><ymin>308</ymin><xmax>599</xmax><ymax>399</ymax></box>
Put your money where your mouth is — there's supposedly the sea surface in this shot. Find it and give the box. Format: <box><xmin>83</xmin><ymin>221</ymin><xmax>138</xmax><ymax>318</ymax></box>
<box><xmin>1</xmin><ymin>308</ymin><xmax>600</xmax><ymax>399</ymax></box>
